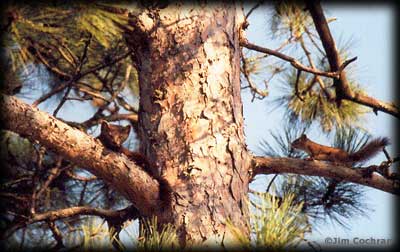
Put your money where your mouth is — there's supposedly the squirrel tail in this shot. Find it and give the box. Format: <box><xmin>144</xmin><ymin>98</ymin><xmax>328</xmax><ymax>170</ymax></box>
<box><xmin>349</xmin><ymin>137</ymin><xmax>390</xmax><ymax>162</ymax></box>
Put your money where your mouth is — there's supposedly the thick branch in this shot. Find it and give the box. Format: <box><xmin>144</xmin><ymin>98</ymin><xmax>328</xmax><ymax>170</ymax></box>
<box><xmin>0</xmin><ymin>94</ymin><xmax>160</xmax><ymax>215</ymax></box>
<box><xmin>345</xmin><ymin>92</ymin><xmax>400</xmax><ymax>118</ymax></box>
<box><xmin>252</xmin><ymin>156</ymin><xmax>399</xmax><ymax>195</ymax></box>
<box><xmin>306</xmin><ymin>0</ymin><xmax>400</xmax><ymax>118</ymax></box>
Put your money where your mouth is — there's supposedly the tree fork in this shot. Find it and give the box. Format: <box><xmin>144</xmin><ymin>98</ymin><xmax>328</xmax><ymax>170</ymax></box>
<box><xmin>0</xmin><ymin>94</ymin><xmax>160</xmax><ymax>215</ymax></box>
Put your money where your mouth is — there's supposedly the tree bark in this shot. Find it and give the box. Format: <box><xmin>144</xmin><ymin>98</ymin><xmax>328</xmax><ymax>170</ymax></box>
<box><xmin>5</xmin><ymin>2</ymin><xmax>396</xmax><ymax>250</ymax></box>
<box><xmin>126</xmin><ymin>2</ymin><xmax>251</xmax><ymax>247</ymax></box>
<box><xmin>0</xmin><ymin>94</ymin><xmax>160</xmax><ymax>215</ymax></box>
<box><xmin>253</xmin><ymin>156</ymin><xmax>400</xmax><ymax>195</ymax></box>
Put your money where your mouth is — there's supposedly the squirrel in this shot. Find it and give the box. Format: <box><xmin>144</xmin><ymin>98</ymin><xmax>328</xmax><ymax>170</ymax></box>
<box><xmin>97</xmin><ymin>120</ymin><xmax>172</xmax><ymax>211</ymax></box>
<box><xmin>291</xmin><ymin>134</ymin><xmax>389</xmax><ymax>164</ymax></box>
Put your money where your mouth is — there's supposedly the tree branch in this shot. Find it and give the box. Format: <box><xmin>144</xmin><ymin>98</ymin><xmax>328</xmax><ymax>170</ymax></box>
<box><xmin>47</xmin><ymin>221</ymin><xmax>65</xmax><ymax>250</ymax></box>
<box><xmin>240</xmin><ymin>49</ymin><xmax>269</xmax><ymax>99</ymax></box>
<box><xmin>240</xmin><ymin>40</ymin><xmax>352</xmax><ymax>78</ymax></box>
<box><xmin>31</xmin><ymin>49</ymin><xmax>133</xmax><ymax>107</ymax></box>
<box><xmin>305</xmin><ymin>0</ymin><xmax>400</xmax><ymax>118</ymax></box>
<box><xmin>30</xmin><ymin>205</ymin><xmax>139</xmax><ymax>224</ymax></box>
<box><xmin>3</xmin><ymin>205</ymin><xmax>139</xmax><ymax>239</ymax></box>
<box><xmin>252</xmin><ymin>156</ymin><xmax>399</xmax><ymax>195</ymax></box>
<box><xmin>52</xmin><ymin>34</ymin><xmax>92</xmax><ymax>117</ymax></box>
<box><xmin>63</xmin><ymin>112</ymin><xmax>138</xmax><ymax>131</ymax></box>
<box><xmin>245</xmin><ymin>0</ymin><xmax>265</xmax><ymax>19</ymax></box>
<box><xmin>298</xmin><ymin>35</ymin><xmax>333</xmax><ymax>100</ymax></box>
<box><xmin>0</xmin><ymin>94</ymin><xmax>160</xmax><ymax>215</ymax></box>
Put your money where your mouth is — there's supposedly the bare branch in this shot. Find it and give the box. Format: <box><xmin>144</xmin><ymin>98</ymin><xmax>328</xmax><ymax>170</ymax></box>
<box><xmin>53</xmin><ymin>34</ymin><xmax>92</xmax><ymax>116</ymax></box>
<box><xmin>245</xmin><ymin>0</ymin><xmax>265</xmax><ymax>20</ymax></box>
<box><xmin>47</xmin><ymin>221</ymin><xmax>65</xmax><ymax>249</ymax></box>
<box><xmin>240</xmin><ymin>40</ymin><xmax>354</xmax><ymax>79</ymax></box>
<box><xmin>27</xmin><ymin>39</ymin><xmax>71</xmax><ymax>80</ymax></box>
<box><xmin>79</xmin><ymin>49</ymin><xmax>133</xmax><ymax>78</ymax></box>
<box><xmin>240</xmin><ymin>49</ymin><xmax>268</xmax><ymax>99</ymax></box>
<box><xmin>0</xmin><ymin>192</ymin><xmax>29</xmax><ymax>202</ymax></box>
<box><xmin>32</xmin><ymin>82</ymin><xmax>69</xmax><ymax>107</ymax></box>
<box><xmin>298</xmin><ymin>35</ymin><xmax>332</xmax><ymax>100</ymax></box>
<box><xmin>266</xmin><ymin>174</ymin><xmax>279</xmax><ymax>192</ymax></box>
<box><xmin>252</xmin><ymin>156</ymin><xmax>399</xmax><ymax>195</ymax></box>
<box><xmin>3</xmin><ymin>205</ymin><xmax>139</xmax><ymax>239</ymax></box>
<box><xmin>36</xmin><ymin>162</ymin><xmax>73</xmax><ymax>201</ymax></box>
<box><xmin>30</xmin><ymin>206</ymin><xmax>139</xmax><ymax>224</ymax></box>
<box><xmin>305</xmin><ymin>0</ymin><xmax>400</xmax><ymax>118</ymax></box>
<box><xmin>304</xmin><ymin>27</ymin><xmax>325</xmax><ymax>57</ymax></box>
<box><xmin>31</xmin><ymin>158</ymin><xmax>66</xmax><ymax>215</ymax></box>
<box><xmin>64</xmin><ymin>112</ymin><xmax>139</xmax><ymax>130</ymax></box>
<box><xmin>32</xmin><ymin>49</ymin><xmax>133</xmax><ymax>107</ymax></box>
<box><xmin>345</xmin><ymin>93</ymin><xmax>400</xmax><ymax>119</ymax></box>
<box><xmin>294</xmin><ymin>69</ymin><xmax>304</xmax><ymax>101</ymax></box>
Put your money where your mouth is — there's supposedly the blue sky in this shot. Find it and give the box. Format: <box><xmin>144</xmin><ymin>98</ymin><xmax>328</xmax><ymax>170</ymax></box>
<box><xmin>243</xmin><ymin>3</ymin><xmax>395</xmax><ymax>246</ymax></box>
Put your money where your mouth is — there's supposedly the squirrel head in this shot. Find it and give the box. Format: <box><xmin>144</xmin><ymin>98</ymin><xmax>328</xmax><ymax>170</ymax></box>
<box><xmin>99</xmin><ymin>121</ymin><xmax>131</xmax><ymax>151</ymax></box>
<box><xmin>291</xmin><ymin>134</ymin><xmax>308</xmax><ymax>149</ymax></box>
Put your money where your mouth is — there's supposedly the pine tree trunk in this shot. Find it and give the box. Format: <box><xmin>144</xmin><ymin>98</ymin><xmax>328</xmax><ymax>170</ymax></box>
<box><xmin>126</xmin><ymin>2</ymin><xmax>251</xmax><ymax>247</ymax></box>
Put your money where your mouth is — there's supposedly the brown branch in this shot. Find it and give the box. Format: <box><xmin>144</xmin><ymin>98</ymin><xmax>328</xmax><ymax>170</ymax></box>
<box><xmin>36</xmin><ymin>162</ymin><xmax>73</xmax><ymax>202</ymax></box>
<box><xmin>305</xmin><ymin>0</ymin><xmax>355</xmax><ymax>104</ymax></box>
<box><xmin>245</xmin><ymin>0</ymin><xmax>265</xmax><ymax>19</ymax></box>
<box><xmin>345</xmin><ymin>93</ymin><xmax>400</xmax><ymax>119</ymax></box>
<box><xmin>240</xmin><ymin>40</ymin><xmax>352</xmax><ymax>79</ymax></box>
<box><xmin>305</xmin><ymin>0</ymin><xmax>400</xmax><ymax>118</ymax></box>
<box><xmin>86</xmin><ymin>113</ymin><xmax>138</xmax><ymax>127</ymax></box>
<box><xmin>240</xmin><ymin>50</ymin><xmax>268</xmax><ymax>99</ymax></box>
<box><xmin>26</xmin><ymin>37</ymin><xmax>71</xmax><ymax>80</ymax></box>
<box><xmin>294</xmin><ymin>69</ymin><xmax>304</xmax><ymax>101</ymax></box>
<box><xmin>32</xmin><ymin>49</ymin><xmax>132</xmax><ymax>107</ymax></box>
<box><xmin>304</xmin><ymin>27</ymin><xmax>326</xmax><ymax>57</ymax></box>
<box><xmin>252</xmin><ymin>156</ymin><xmax>399</xmax><ymax>195</ymax></box>
<box><xmin>298</xmin><ymin>35</ymin><xmax>332</xmax><ymax>100</ymax></box>
<box><xmin>305</xmin><ymin>1</ymin><xmax>342</xmax><ymax>71</ymax></box>
<box><xmin>53</xmin><ymin>34</ymin><xmax>92</xmax><ymax>117</ymax></box>
<box><xmin>47</xmin><ymin>221</ymin><xmax>65</xmax><ymax>249</ymax></box>
<box><xmin>30</xmin><ymin>146</ymin><xmax>46</xmax><ymax>215</ymax></box>
<box><xmin>32</xmin><ymin>82</ymin><xmax>69</xmax><ymax>107</ymax></box>
<box><xmin>31</xmin><ymin>158</ymin><xmax>65</xmax><ymax>214</ymax></box>
<box><xmin>1</xmin><ymin>94</ymin><xmax>160</xmax><ymax>215</ymax></box>
<box><xmin>266</xmin><ymin>174</ymin><xmax>279</xmax><ymax>193</ymax></box>
<box><xmin>79</xmin><ymin>49</ymin><xmax>132</xmax><ymax>78</ymax></box>
<box><xmin>55</xmin><ymin>37</ymin><xmax>79</xmax><ymax>66</ymax></box>
<box><xmin>52</xmin><ymin>80</ymin><xmax>74</xmax><ymax>116</ymax></box>
<box><xmin>30</xmin><ymin>206</ymin><xmax>138</xmax><ymax>224</ymax></box>
<box><xmin>65</xmin><ymin>112</ymin><xmax>139</xmax><ymax>130</ymax></box>
<box><xmin>54</xmin><ymin>45</ymin><xmax>77</xmax><ymax>68</ymax></box>
<box><xmin>3</xmin><ymin>205</ymin><xmax>139</xmax><ymax>239</ymax></box>
<box><xmin>77</xmin><ymin>86</ymin><xmax>108</xmax><ymax>102</ymax></box>
<box><xmin>0</xmin><ymin>192</ymin><xmax>29</xmax><ymax>202</ymax></box>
